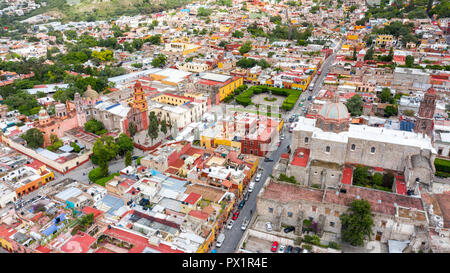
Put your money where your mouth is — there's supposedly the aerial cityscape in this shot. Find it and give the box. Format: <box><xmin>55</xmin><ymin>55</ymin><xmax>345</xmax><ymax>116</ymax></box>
<box><xmin>0</xmin><ymin>0</ymin><xmax>449</xmax><ymax>256</ymax></box>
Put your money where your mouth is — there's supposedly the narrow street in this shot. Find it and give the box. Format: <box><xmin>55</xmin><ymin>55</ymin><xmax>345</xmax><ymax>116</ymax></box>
<box><xmin>216</xmin><ymin>40</ymin><xmax>342</xmax><ymax>253</ymax></box>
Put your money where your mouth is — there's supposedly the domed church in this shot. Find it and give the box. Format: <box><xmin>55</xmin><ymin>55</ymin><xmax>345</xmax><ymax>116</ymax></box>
<box><xmin>287</xmin><ymin>93</ymin><xmax>436</xmax><ymax>194</ymax></box>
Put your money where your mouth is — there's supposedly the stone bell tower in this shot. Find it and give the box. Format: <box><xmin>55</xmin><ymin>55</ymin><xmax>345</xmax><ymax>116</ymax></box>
<box><xmin>414</xmin><ymin>87</ymin><xmax>437</xmax><ymax>139</ymax></box>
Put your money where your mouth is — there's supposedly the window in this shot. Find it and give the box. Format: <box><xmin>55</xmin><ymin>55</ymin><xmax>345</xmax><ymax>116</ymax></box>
<box><xmin>438</xmin><ymin>148</ymin><xmax>443</xmax><ymax>155</ymax></box>
<box><xmin>325</xmin><ymin>208</ymin><xmax>331</xmax><ymax>215</ymax></box>
<box><xmin>334</xmin><ymin>211</ymin><xmax>339</xmax><ymax>217</ymax></box>
<box><xmin>325</xmin><ymin>146</ymin><xmax>330</xmax><ymax>153</ymax></box>
<box><xmin>381</xmin><ymin>221</ymin><xmax>387</xmax><ymax>228</ymax></box>
<box><xmin>305</xmin><ymin>137</ymin><xmax>309</xmax><ymax>143</ymax></box>
<box><xmin>312</xmin><ymin>206</ymin><xmax>317</xmax><ymax>212</ymax></box>
<box><xmin>287</xmin><ymin>212</ymin><xmax>293</xmax><ymax>217</ymax></box>
<box><xmin>330</xmin><ymin>222</ymin><xmax>335</xmax><ymax>227</ymax></box>
<box><xmin>351</xmin><ymin>144</ymin><xmax>356</xmax><ymax>151</ymax></box>
<box><xmin>370</xmin><ymin>147</ymin><xmax>376</xmax><ymax>153</ymax></box>
<box><xmin>269</xmin><ymin>208</ymin><xmax>273</xmax><ymax>213</ymax></box>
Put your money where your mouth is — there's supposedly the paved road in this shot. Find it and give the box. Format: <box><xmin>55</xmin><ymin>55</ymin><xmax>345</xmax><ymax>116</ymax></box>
<box><xmin>216</xmin><ymin>40</ymin><xmax>342</xmax><ymax>253</ymax></box>
<box><xmin>216</xmin><ymin>130</ymin><xmax>293</xmax><ymax>253</ymax></box>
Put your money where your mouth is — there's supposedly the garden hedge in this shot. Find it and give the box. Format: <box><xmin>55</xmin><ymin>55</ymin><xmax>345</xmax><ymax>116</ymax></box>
<box><xmin>435</xmin><ymin>158</ymin><xmax>450</xmax><ymax>174</ymax></box>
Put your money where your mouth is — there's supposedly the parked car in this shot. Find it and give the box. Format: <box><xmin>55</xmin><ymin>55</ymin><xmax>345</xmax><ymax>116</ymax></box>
<box><xmin>271</xmin><ymin>241</ymin><xmax>278</xmax><ymax>252</ymax></box>
<box><xmin>216</xmin><ymin>233</ymin><xmax>225</xmax><ymax>248</ymax></box>
<box><xmin>248</xmin><ymin>182</ymin><xmax>255</xmax><ymax>192</ymax></box>
<box><xmin>265</xmin><ymin>222</ymin><xmax>273</xmax><ymax>232</ymax></box>
<box><xmin>232</xmin><ymin>211</ymin><xmax>240</xmax><ymax>220</ymax></box>
<box><xmin>255</xmin><ymin>173</ymin><xmax>262</xmax><ymax>182</ymax></box>
<box><xmin>244</xmin><ymin>192</ymin><xmax>249</xmax><ymax>201</ymax></box>
<box><xmin>278</xmin><ymin>245</ymin><xmax>286</xmax><ymax>253</ymax></box>
<box><xmin>286</xmin><ymin>245</ymin><xmax>293</xmax><ymax>253</ymax></box>
<box><xmin>241</xmin><ymin>218</ymin><xmax>249</xmax><ymax>231</ymax></box>
<box><xmin>280</xmin><ymin>134</ymin><xmax>285</xmax><ymax>140</ymax></box>
<box><xmin>308</xmin><ymin>96</ymin><xmax>312</xmax><ymax>101</ymax></box>
<box><xmin>238</xmin><ymin>200</ymin><xmax>245</xmax><ymax>209</ymax></box>
<box><xmin>264</xmin><ymin>157</ymin><xmax>274</xmax><ymax>162</ymax></box>
<box><xmin>294</xmin><ymin>247</ymin><xmax>302</xmax><ymax>253</ymax></box>
<box><xmin>283</xmin><ymin>226</ymin><xmax>295</xmax><ymax>233</ymax></box>
<box><xmin>132</xmin><ymin>156</ymin><xmax>139</xmax><ymax>160</ymax></box>
<box><xmin>226</xmin><ymin>220</ymin><xmax>234</xmax><ymax>230</ymax></box>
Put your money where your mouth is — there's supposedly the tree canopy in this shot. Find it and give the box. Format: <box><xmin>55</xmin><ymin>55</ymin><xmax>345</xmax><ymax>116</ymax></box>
<box><xmin>345</xmin><ymin>95</ymin><xmax>363</xmax><ymax>116</ymax></box>
<box><xmin>340</xmin><ymin>199</ymin><xmax>374</xmax><ymax>246</ymax></box>
<box><xmin>21</xmin><ymin>128</ymin><xmax>44</xmax><ymax>149</ymax></box>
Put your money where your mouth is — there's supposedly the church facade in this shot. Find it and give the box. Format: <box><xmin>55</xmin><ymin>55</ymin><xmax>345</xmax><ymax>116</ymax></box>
<box><xmin>288</xmin><ymin>92</ymin><xmax>436</xmax><ymax>193</ymax></box>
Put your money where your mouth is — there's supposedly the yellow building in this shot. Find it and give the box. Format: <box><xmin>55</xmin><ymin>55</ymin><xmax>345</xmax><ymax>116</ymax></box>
<box><xmin>165</xmin><ymin>42</ymin><xmax>201</xmax><ymax>56</ymax></box>
<box><xmin>375</xmin><ymin>35</ymin><xmax>394</xmax><ymax>47</ymax></box>
<box><xmin>219</xmin><ymin>25</ymin><xmax>231</xmax><ymax>32</ymax></box>
<box><xmin>195</xmin><ymin>73</ymin><xmax>244</xmax><ymax>104</ymax></box>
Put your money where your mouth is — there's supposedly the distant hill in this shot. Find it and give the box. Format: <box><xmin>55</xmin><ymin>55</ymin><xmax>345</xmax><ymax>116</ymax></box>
<box><xmin>5</xmin><ymin>0</ymin><xmax>193</xmax><ymax>24</ymax></box>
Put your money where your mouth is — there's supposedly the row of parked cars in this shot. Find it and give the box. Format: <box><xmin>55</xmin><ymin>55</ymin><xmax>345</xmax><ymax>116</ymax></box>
<box><xmin>271</xmin><ymin>241</ymin><xmax>308</xmax><ymax>253</ymax></box>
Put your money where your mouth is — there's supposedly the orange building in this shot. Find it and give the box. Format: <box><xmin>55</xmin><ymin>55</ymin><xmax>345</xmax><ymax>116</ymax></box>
<box><xmin>3</xmin><ymin>160</ymin><xmax>55</xmax><ymax>197</ymax></box>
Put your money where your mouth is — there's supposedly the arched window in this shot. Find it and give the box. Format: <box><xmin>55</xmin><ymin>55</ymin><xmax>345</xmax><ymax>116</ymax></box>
<box><xmin>370</xmin><ymin>147</ymin><xmax>376</xmax><ymax>153</ymax></box>
<box><xmin>351</xmin><ymin>144</ymin><xmax>356</xmax><ymax>151</ymax></box>
<box><xmin>326</xmin><ymin>146</ymin><xmax>330</xmax><ymax>153</ymax></box>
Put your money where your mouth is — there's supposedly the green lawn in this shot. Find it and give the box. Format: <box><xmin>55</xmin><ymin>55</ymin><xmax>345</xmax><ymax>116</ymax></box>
<box><xmin>95</xmin><ymin>172</ymin><xmax>120</xmax><ymax>187</ymax></box>
<box><xmin>229</xmin><ymin>107</ymin><xmax>282</xmax><ymax>118</ymax></box>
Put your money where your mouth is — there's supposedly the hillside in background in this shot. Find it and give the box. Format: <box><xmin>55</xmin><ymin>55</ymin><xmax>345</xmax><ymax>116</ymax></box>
<box><xmin>0</xmin><ymin>0</ymin><xmax>193</xmax><ymax>28</ymax></box>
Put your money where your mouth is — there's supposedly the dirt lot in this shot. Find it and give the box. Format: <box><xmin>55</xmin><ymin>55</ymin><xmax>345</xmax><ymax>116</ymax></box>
<box><xmin>244</xmin><ymin>236</ymin><xmax>274</xmax><ymax>253</ymax></box>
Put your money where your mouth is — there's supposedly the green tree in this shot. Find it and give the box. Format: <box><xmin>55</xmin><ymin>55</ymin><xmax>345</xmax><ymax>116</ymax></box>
<box><xmin>151</xmin><ymin>54</ymin><xmax>167</xmax><ymax>68</ymax></box>
<box><xmin>145</xmin><ymin>34</ymin><xmax>162</xmax><ymax>45</ymax></box>
<box><xmin>364</xmin><ymin>47</ymin><xmax>374</xmax><ymax>61</ymax></box>
<box><xmin>64</xmin><ymin>30</ymin><xmax>78</xmax><ymax>40</ymax></box>
<box><xmin>84</xmin><ymin>119</ymin><xmax>105</xmax><ymax>135</ymax></box>
<box><xmin>125</xmin><ymin>150</ymin><xmax>132</xmax><ymax>167</ymax></box>
<box><xmin>353</xmin><ymin>165</ymin><xmax>370</xmax><ymax>186</ymax></box>
<box><xmin>232</xmin><ymin>30</ymin><xmax>244</xmax><ymax>38</ymax></box>
<box><xmin>239</xmin><ymin>41</ymin><xmax>252</xmax><ymax>55</ymax></box>
<box><xmin>21</xmin><ymin>128</ymin><xmax>44</xmax><ymax>149</ymax></box>
<box><xmin>405</xmin><ymin>55</ymin><xmax>414</xmax><ymax>67</ymax></box>
<box><xmin>345</xmin><ymin>95</ymin><xmax>363</xmax><ymax>116</ymax></box>
<box><xmin>384</xmin><ymin>105</ymin><xmax>398</xmax><ymax>117</ymax></box>
<box><xmin>128</xmin><ymin>122</ymin><xmax>137</xmax><ymax>138</ymax></box>
<box><xmin>116</xmin><ymin>133</ymin><xmax>134</xmax><ymax>156</ymax></box>
<box><xmin>148</xmin><ymin>112</ymin><xmax>159</xmax><ymax>144</ymax></box>
<box><xmin>379</xmin><ymin>88</ymin><xmax>393</xmax><ymax>103</ymax></box>
<box><xmin>160</xmin><ymin>118</ymin><xmax>168</xmax><ymax>135</ymax></box>
<box><xmin>91</xmin><ymin>136</ymin><xmax>119</xmax><ymax>176</ymax></box>
<box><xmin>70</xmin><ymin>142</ymin><xmax>81</xmax><ymax>153</ymax></box>
<box><xmin>340</xmin><ymin>199</ymin><xmax>374</xmax><ymax>246</ymax></box>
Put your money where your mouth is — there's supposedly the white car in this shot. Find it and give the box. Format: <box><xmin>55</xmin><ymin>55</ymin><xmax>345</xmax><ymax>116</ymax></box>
<box><xmin>265</xmin><ymin>222</ymin><xmax>273</xmax><ymax>232</ymax></box>
<box><xmin>280</xmin><ymin>134</ymin><xmax>285</xmax><ymax>140</ymax></box>
<box><xmin>241</xmin><ymin>218</ymin><xmax>249</xmax><ymax>231</ymax></box>
<box><xmin>255</xmin><ymin>173</ymin><xmax>262</xmax><ymax>182</ymax></box>
<box><xmin>278</xmin><ymin>245</ymin><xmax>286</xmax><ymax>253</ymax></box>
<box><xmin>226</xmin><ymin>220</ymin><xmax>234</xmax><ymax>230</ymax></box>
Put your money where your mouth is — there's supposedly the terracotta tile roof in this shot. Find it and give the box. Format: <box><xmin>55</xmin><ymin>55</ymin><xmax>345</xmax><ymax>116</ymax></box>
<box><xmin>325</xmin><ymin>185</ymin><xmax>424</xmax><ymax>216</ymax></box>
<box><xmin>82</xmin><ymin>206</ymin><xmax>104</xmax><ymax>219</ymax></box>
<box><xmin>35</xmin><ymin>245</ymin><xmax>51</xmax><ymax>253</ymax></box>
<box><xmin>184</xmin><ymin>192</ymin><xmax>201</xmax><ymax>205</ymax></box>
<box><xmin>221</xmin><ymin>180</ymin><xmax>232</xmax><ymax>188</ymax></box>
<box><xmin>103</xmin><ymin>226</ymin><xmax>184</xmax><ymax>253</ymax></box>
<box><xmin>189</xmin><ymin>210</ymin><xmax>209</xmax><ymax>221</ymax></box>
